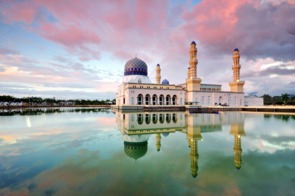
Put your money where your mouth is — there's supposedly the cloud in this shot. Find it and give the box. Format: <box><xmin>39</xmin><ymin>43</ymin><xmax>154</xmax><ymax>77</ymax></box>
<box><xmin>0</xmin><ymin>48</ymin><xmax>19</xmax><ymax>55</ymax></box>
<box><xmin>0</xmin><ymin>0</ymin><xmax>294</xmax><ymax>98</ymax></box>
<box><xmin>181</xmin><ymin>0</ymin><xmax>295</xmax><ymax>61</ymax></box>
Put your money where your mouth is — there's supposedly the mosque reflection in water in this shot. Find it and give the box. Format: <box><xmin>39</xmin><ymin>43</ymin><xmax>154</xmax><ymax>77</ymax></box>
<box><xmin>116</xmin><ymin>111</ymin><xmax>245</xmax><ymax>178</ymax></box>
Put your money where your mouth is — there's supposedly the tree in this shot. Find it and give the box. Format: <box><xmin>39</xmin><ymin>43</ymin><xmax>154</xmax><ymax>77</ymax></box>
<box><xmin>281</xmin><ymin>93</ymin><xmax>289</xmax><ymax>105</ymax></box>
<box><xmin>262</xmin><ymin>94</ymin><xmax>272</xmax><ymax>105</ymax></box>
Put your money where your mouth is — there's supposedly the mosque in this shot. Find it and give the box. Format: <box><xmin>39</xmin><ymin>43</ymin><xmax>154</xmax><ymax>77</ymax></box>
<box><xmin>113</xmin><ymin>41</ymin><xmax>263</xmax><ymax>110</ymax></box>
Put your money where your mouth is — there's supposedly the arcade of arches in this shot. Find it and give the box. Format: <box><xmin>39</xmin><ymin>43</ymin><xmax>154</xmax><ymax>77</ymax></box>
<box><xmin>137</xmin><ymin>94</ymin><xmax>178</xmax><ymax>105</ymax></box>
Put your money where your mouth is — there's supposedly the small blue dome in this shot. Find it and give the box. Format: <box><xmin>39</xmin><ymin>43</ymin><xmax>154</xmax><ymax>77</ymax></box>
<box><xmin>234</xmin><ymin>48</ymin><xmax>239</xmax><ymax>51</ymax></box>
<box><xmin>191</xmin><ymin>41</ymin><xmax>196</xmax><ymax>45</ymax></box>
<box><xmin>156</xmin><ymin>64</ymin><xmax>160</xmax><ymax>67</ymax></box>
<box><xmin>124</xmin><ymin>57</ymin><xmax>148</xmax><ymax>76</ymax></box>
<box><xmin>162</xmin><ymin>79</ymin><xmax>169</xmax><ymax>85</ymax></box>
<box><xmin>162</xmin><ymin>133</ymin><xmax>169</xmax><ymax>137</ymax></box>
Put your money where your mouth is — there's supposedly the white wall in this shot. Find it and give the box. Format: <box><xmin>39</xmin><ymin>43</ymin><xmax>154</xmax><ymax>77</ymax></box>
<box><xmin>244</xmin><ymin>97</ymin><xmax>264</xmax><ymax>106</ymax></box>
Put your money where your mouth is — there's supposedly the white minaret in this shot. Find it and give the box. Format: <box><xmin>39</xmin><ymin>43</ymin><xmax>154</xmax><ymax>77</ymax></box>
<box><xmin>155</xmin><ymin>64</ymin><xmax>161</xmax><ymax>84</ymax></box>
<box><xmin>189</xmin><ymin>41</ymin><xmax>198</xmax><ymax>78</ymax></box>
<box><xmin>186</xmin><ymin>41</ymin><xmax>202</xmax><ymax>93</ymax></box>
<box><xmin>229</xmin><ymin>48</ymin><xmax>245</xmax><ymax>92</ymax></box>
<box><xmin>232</xmin><ymin>48</ymin><xmax>241</xmax><ymax>82</ymax></box>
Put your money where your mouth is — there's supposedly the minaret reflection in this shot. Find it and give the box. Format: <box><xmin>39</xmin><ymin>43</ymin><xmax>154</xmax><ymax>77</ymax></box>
<box><xmin>156</xmin><ymin>133</ymin><xmax>161</xmax><ymax>151</ymax></box>
<box><xmin>186</xmin><ymin>114</ymin><xmax>203</xmax><ymax>178</ymax></box>
<box><xmin>229</xmin><ymin>113</ymin><xmax>245</xmax><ymax>170</ymax></box>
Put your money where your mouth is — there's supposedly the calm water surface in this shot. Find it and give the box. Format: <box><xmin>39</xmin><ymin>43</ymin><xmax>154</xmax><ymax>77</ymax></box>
<box><xmin>0</xmin><ymin>108</ymin><xmax>294</xmax><ymax>196</ymax></box>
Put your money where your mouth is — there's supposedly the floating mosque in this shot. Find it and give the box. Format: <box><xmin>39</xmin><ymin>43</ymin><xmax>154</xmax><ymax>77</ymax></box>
<box><xmin>113</xmin><ymin>41</ymin><xmax>263</xmax><ymax>111</ymax></box>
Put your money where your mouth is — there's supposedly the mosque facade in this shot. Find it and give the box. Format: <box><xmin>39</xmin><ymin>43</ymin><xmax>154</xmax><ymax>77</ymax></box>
<box><xmin>114</xmin><ymin>41</ymin><xmax>263</xmax><ymax>109</ymax></box>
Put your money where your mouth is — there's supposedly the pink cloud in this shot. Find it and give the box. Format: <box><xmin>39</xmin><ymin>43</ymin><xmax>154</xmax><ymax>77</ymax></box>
<box><xmin>39</xmin><ymin>23</ymin><xmax>100</xmax><ymax>48</ymax></box>
<box><xmin>0</xmin><ymin>0</ymin><xmax>36</xmax><ymax>24</ymax></box>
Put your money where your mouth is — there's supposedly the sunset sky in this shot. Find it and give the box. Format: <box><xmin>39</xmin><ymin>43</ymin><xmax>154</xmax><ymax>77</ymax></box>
<box><xmin>0</xmin><ymin>0</ymin><xmax>294</xmax><ymax>100</ymax></box>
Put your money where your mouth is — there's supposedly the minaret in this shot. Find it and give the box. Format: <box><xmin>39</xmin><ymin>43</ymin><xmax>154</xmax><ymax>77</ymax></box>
<box><xmin>155</xmin><ymin>64</ymin><xmax>161</xmax><ymax>84</ymax></box>
<box><xmin>156</xmin><ymin>133</ymin><xmax>161</xmax><ymax>151</ymax></box>
<box><xmin>229</xmin><ymin>114</ymin><xmax>245</xmax><ymax>170</ymax></box>
<box><xmin>186</xmin><ymin>41</ymin><xmax>202</xmax><ymax>95</ymax></box>
<box><xmin>189</xmin><ymin>41</ymin><xmax>198</xmax><ymax>78</ymax></box>
<box><xmin>229</xmin><ymin>48</ymin><xmax>245</xmax><ymax>92</ymax></box>
<box><xmin>186</xmin><ymin>113</ymin><xmax>202</xmax><ymax>178</ymax></box>
<box><xmin>188</xmin><ymin>136</ymin><xmax>199</xmax><ymax>178</ymax></box>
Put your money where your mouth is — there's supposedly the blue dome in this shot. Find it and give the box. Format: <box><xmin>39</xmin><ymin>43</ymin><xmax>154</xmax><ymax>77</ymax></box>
<box><xmin>162</xmin><ymin>79</ymin><xmax>169</xmax><ymax>85</ymax></box>
<box><xmin>191</xmin><ymin>41</ymin><xmax>196</xmax><ymax>45</ymax></box>
<box><xmin>124</xmin><ymin>57</ymin><xmax>148</xmax><ymax>76</ymax></box>
<box><xmin>162</xmin><ymin>133</ymin><xmax>169</xmax><ymax>137</ymax></box>
<box><xmin>234</xmin><ymin>48</ymin><xmax>239</xmax><ymax>51</ymax></box>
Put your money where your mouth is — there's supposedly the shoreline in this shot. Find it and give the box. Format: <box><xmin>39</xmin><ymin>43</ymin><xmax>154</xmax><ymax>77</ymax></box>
<box><xmin>0</xmin><ymin>105</ymin><xmax>112</xmax><ymax>110</ymax></box>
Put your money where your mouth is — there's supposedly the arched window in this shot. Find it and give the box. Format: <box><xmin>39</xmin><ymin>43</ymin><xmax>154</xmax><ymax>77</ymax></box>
<box><xmin>145</xmin><ymin>94</ymin><xmax>150</xmax><ymax>105</ymax></box>
<box><xmin>159</xmin><ymin>114</ymin><xmax>164</xmax><ymax>124</ymax></box>
<box><xmin>166</xmin><ymin>95</ymin><xmax>171</xmax><ymax>105</ymax></box>
<box><xmin>152</xmin><ymin>114</ymin><xmax>158</xmax><ymax>124</ymax></box>
<box><xmin>137</xmin><ymin>114</ymin><xmax>143</xmax><ymax>125</ymax></box>
<box><xmin>137</xmin><ymin>94</ymin><xmax>143</xmax><ymax>105</ymax></box>
<box><xmin>207</xmin><ymin>96</ymin><xmax>211</xmax><ymax>105</ymax></box>
<box><xmin>172</xmin><ymin>95</ymin><xmax>177</xmax><ymax>105</ymax></box>
<box><xmin>131</xmin><ymin>97</ymin><xmax>134</xmax><ymax>105</ymax></box>
<box><xmin>166</xmin><ymin>113</ymin><xmax>171</xmax><ymax>123</ymax></box>
<box><xmin>172</xmin><ymin>113</ymin><xmax>177</xmax><ymax>123</ymax></box>
<box><xmin>201</xmin><ymin>96</ymin><xmax>204</xmax><ymax>105</ymax></box>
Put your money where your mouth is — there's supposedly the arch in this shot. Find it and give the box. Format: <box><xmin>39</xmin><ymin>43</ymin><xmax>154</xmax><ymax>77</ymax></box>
<box><xmin>234</xmin><ymin>97</ymin><xmax>237</xmax><ymax>106</ymax></box>
<box><xmin>152</xmin><ymin>114</ymin><xmax>158</xmax><ymax>124</ymax></box>
<box><xmin>145</xmin><ymin>114</ymin><xmax>151</xmax><ymax>124</ymax></box>
<box><xmin>159</xmin><ymin>94</ymin><xmax>164</xmax><ymax>105</ymax></box>
<box><xmin>145</xmin><ymin>94</ymin><xmax>151</xmax><ymax>105</ymax></box>
<box><xmin>201</xmin><ymin>96</ymin><xmax>204</xmax><ymax>105</ymax></box>
<box><xmin>137</xmin><ymin>114</ymin><xmax>143</xmax><ymax>125</ymax></box>
<box><xmin>166</xmin><ymin>113</ymin><xmax>171</xmax><ymax>123</ymax></box>
<box><xmin>172</xmin><ymin>95</ymin><xmax>177</xmax><ymax>105</ymax></box>
<box><xmin>166</xmin><ymin>95</ymin><xmax>171</xmax><ymax>105</ymax></box>
<box><xmin>207</xmin><ymin>96</ymin><xmax>211</xmax><ymax>105</ymax></box>
<box><xmin>152</xmin><ymin>94</ymin><xmax>158</xmax><ymax>105</ymax></box>
<box><xmin>137</xmin><ymin>94</ymin><xmax>143</xmax><ymax>105</ymax></box>
<box><xmin>159</xmin><ymin>113</ymin><xmax>164</xmax><ymax>124</ymax></box>
<box><xmin>131</xmin><ymin>97</ymin><xmax>134</xmax><ymax>105</ymax></box>
<box><xmin>172</xmin><ymin>113</ymin><xmax>177</xmax><ymax>123</ymax></box>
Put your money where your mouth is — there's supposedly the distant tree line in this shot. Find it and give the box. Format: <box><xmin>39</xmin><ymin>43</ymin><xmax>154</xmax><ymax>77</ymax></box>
<box><xmin>0</xmin><ymin>95</ymin><xmax>115</xmax><ymax>107</ymax></box>
<box><xmin>262</xmin><ymin>93</ymin><xmax>295</xmax><ymax>105</ymax></box>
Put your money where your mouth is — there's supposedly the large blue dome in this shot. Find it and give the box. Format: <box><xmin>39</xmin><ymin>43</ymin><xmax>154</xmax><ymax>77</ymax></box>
<box><xmin>124</xmin><ymin>57</ymin><xmax>148</xmax><ymax>76</ymax></box>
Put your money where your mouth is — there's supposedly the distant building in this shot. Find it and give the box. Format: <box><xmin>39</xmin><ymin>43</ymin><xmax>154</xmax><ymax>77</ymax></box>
<box><xmin>114</xmin><ymin>42</ymin><xmax>263</xmax><ymax>109</ymax></box>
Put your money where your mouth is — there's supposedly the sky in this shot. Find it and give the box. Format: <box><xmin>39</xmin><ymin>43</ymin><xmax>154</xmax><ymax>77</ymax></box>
<box><xmin>0</xmin><ymin>0</ymin><xmax>294</xmax><ymax>100</ymax></box>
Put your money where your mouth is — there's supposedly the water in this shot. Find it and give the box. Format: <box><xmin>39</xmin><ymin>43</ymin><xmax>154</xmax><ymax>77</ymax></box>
<box><xmin>0</xmin><ymin>108</ymin><xmax>294</xmax><ymax>195</ymax></box>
